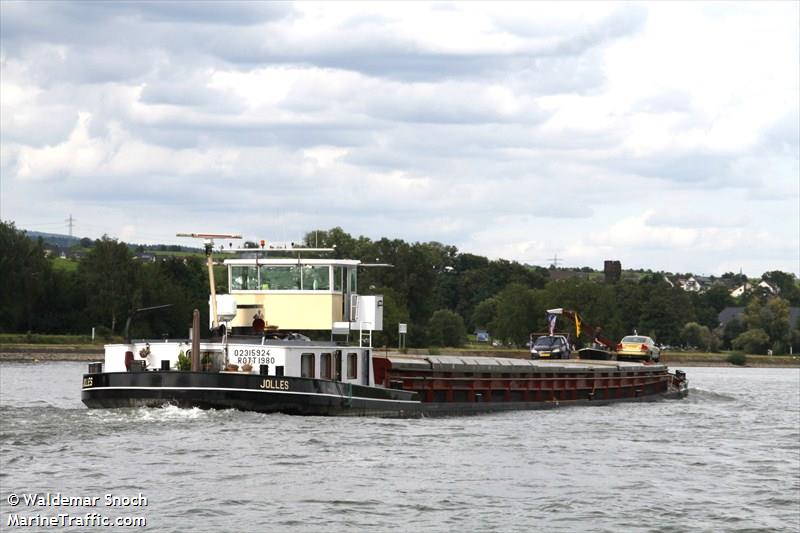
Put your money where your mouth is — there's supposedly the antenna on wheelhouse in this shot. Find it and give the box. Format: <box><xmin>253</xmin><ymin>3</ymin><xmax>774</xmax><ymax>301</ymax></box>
<box><xmin>222</xmin><ymin>241</ymin><xmax>335</xmax><ymax>254</ymax></box>
<box><xmin>176</xmin><ymin>232</ymin><xmax>242</xmax><ymax>329</ymax></box>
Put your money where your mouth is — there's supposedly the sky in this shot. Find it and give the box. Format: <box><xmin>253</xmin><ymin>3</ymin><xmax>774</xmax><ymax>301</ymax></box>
<box><xmin>1</xmin><ymin>1</ymin><xmax>798</xmax><ymax>277</ymax></box>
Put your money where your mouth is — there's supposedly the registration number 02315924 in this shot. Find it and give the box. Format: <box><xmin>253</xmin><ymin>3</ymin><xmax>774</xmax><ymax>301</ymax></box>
<box><xmin>231</xmin><ymin>348</ymin><xmax>276</xmax><ymax>366</ymax></box>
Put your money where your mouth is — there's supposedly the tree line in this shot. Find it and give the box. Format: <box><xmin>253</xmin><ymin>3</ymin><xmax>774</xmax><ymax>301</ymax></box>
<box><xmin>1</xmin><ymin>222</ymin><xmax>209</xmax><ymax>340</ymax></box>
<box><xmin>1</xmin><ymin>221</ymin><xmax>798</xmax><ymax>354</ymax></box>
<box><xmin>304</xmin><ymin>228</ymin><xmax>799</xmax><ymax>354</ymax></box>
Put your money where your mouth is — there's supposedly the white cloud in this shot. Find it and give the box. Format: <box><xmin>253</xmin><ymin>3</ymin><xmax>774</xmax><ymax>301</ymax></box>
<box><xmin>0</xmin><ymin>1</ymin><xmax>797</xmax><ymax>276</ymax></box>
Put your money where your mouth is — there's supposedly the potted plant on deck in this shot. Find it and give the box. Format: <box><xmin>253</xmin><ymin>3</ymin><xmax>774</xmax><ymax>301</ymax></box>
<box><xmin>177</xmin><ymin>350</ymin><xmax>191</xmax><ymax>371</ymax></box>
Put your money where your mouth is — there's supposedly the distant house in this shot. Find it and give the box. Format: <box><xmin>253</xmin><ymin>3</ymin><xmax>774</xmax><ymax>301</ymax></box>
<box><xmin>729</xmin><ymin>280</ymin><xmax>779</xmax><ymax>298</ymax></box>
<box><xmin>695</xmin><ymin>275</ymin><xmax>714</xmax><ymax>288</ymax></box>
<box><xmin>681</xmin><ymin>277</ymin><xmax>703</xmax><ymax>292</ymax></box>
<box><xmin>729</xmin><ymin>285</ymin><xmax>745</xmax><ymax>298</ymax></box>
<box><xmin>674</xmin><ymin>276</ymin><xmax>714</xmax><ymax>293</ymax></box>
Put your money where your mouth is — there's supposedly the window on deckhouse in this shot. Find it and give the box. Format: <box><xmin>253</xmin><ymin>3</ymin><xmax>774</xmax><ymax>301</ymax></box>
<box><xmin>301</xmin><ymin>353</ymin><xmax>315</xmax><ymax>378</ymax></box>
<box><xmin>320</xmin><ymin>353</ymin><xmax>332</xmax><ymax>379</ymax></box>
<box><xmin>347</xmin><ymin>353</ymin><xmax>357</xmax><ymax>379</ymax></box>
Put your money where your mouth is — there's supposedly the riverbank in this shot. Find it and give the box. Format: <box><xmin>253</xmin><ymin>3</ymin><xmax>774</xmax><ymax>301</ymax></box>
<box><xmin>0</xmin><ymin>345</ymin><xmax>103</xmax><ymax>362</ymax></box>
<box><xmin>2</xmin><ymin>344</ymin><xmax>798</xmax><ymax>367</ymax></box>
<box><xmin>377</xmin><ymin>347</ymin><xmax>800</xmax><ymax>367</ymax></box>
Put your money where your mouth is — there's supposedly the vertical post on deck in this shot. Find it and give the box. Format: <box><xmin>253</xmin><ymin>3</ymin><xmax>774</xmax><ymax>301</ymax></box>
<box><xmin>192</xmin><ymin>309</ymin><xmax>201</xmax><ymax>371</ymax></box>
<box><xmin>206</xmin><ymin>242</ymin><xmax>219</xmax><ymax>330</ymax></box>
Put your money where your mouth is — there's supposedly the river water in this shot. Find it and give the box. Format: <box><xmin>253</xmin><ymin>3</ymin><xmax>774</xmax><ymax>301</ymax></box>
<box><xmin>0</xmin><ymin>362</ymin><xmax>798</xmax><ymax>532</ymax></box>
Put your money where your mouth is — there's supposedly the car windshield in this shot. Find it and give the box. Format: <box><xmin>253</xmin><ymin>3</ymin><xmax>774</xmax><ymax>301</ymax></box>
<box><xmin>622</xmin><ymin>336</ymin><xmax>649</xmax><ymax>344</ymax></box>
<box><xmin>534</xmin><ymin>337</ymin><xmax>558</xmax><ymax>348</ymax></box>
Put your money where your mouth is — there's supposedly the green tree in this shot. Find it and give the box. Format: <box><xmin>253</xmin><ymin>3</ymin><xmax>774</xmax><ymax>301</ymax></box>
<box><xmin>721</xmin><ymin>271</ymin><xmax>748</xmax><ymax>286</ymax></box>
<box><xmin>304</xmin><ymin>227</ymin><xmax>363</xmax><ymax>259</ymax></box>
<box><xmin>456</xmin><ymin>260</ymin><xmax>546</xmax><ymax>329</ymax></box>
<box><xmin>703</xmin><ymin>284</ymin><xmax>734</xmax><ymax>313</ymax></box>
<box><xmin>607</xmin><ymin>281</ymin><xmax>645</xmax><ymax>342</ymax></box>
<box><xmin>744</xmin><ymin>297</ymin><xmax>791</xmax><ymax>353</ymax></box>
<box><xmin>680</xmin><ymin>321</ymin><xmax>719</xmax><ymax>352</ymax></box>
<box><xmin>732</xmin><ymin>329</ymin><xmax>770</xmax><ymax>355</ymax></box>
<box><xmin>0</xmin><ymin>221</ymin><xmax>51</xmax><ymax>332</ymax></box>
<box><xmin>491</xmin><ymin>283</ymin><xmax>539</xmax><ymax>347</ymax></box>
<box><xmin>42</xmin><ymin>266</ymin><xmax>88</xmax><ymax>334</ymax></box>
<box><xmin>78</xmin><ymin>236</ymin><xmax>140</xmax><ymax>334</ymax></box>
<box><xmin>472</xmin><ymin>297</ymin><xmax>498</xmax><ymax>330</ymax></box>
<box><xmin>427</xmin><ymin>309</ymin><xmax>467</xmax><ymax>347</ymax></box>
<box><xmin>791</xmin><ymin>324</ymin><xmax>800</xmax><ymax>355</ymax></box>
<box><xmin>638</xmin><ymin>283</ymin><xmax>695</xmax><ymax>344</ymax></box>
<box><xmin>721</xmin><ymin>317</ymin><xmax>746</xmax><ymax>350</ymax></box>
<box><xmin>136</xmin><ymin>257</ymin><xmax>209</xmax><ymax>338</ymax></box>
<box><xmin>761</xmin><ymin>271</ymin><xmax>800</xmax><ymax>305</ymax></box>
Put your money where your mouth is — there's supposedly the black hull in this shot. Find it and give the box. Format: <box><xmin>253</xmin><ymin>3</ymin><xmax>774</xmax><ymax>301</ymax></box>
<box><xmin>82</xmin><ymin>371</ymin><xmax>687</xmax><ymax>418</ymax></box>
<box><xmin>83</xmin><ymin>372</ymin><xmax>420</xmax><ymax>417</ymax></box>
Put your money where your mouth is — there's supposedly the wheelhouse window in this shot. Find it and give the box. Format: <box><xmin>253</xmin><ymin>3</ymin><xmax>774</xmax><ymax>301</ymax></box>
<box><xmin>320</xmin><ymin>353</ymin><xmax>332</xmax><ymax>379</ymax></box>
<box><xmin>231</xmin><ymin>266</ymin><xmax>259</xmax><ymax>290</ymax></box>
<box><xmin>301</xmin><ymin>353</ymin><xmax>315</xmax><ymax>378</ymax></box>
<box><xmin>260</xmin><ymin>265</ymin><xmax>300</xmax><ymax>290</ymax></box>
<box><xmin>347</xmin><ymin>353</ymin><xmax>357</xmax><ymax>379</ymax></box>
<box><xmin>301</xmin><ymin>265</ymin><xmax>330</xmax><ymax>290</ymax></box>
<box><xmin>333</xmin><ymin>266</ymin><xmax>343</xmax><ymax>292</ymax></box>
<box><xmin>348</xmin><ymin>268</ymin><xmax>357</xmax><ymax>293</ymax></box>
<box><xmin>229</xmin><ymin>263</ymin><xmax>345</xmax><ymax>292</ymax></box>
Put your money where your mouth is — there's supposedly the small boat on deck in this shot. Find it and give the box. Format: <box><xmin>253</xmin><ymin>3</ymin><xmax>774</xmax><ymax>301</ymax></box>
<box><xmin>82</xmin><ymin>234</ymin><xmax>688</xmax><ymax>417</ymax></box>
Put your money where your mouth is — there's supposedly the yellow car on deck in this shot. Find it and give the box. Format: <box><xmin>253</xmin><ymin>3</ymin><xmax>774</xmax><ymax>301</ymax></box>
<box><xmin>616</xmin><ymin>335</ymin><xmax>661</xmax><ymax>362</ymax></box>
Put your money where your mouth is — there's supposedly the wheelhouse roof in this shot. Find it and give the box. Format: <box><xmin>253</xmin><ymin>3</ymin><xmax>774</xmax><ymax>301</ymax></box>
<box><xmin>223</xmin><ymin>258</ymin><xmax>361</xmax><ymax>267</ymax></box>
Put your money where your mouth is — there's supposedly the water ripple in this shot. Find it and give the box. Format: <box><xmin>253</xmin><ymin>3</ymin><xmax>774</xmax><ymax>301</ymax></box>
<box><xmin>1</xmin><ymin>363</ymin><xmax>798</xmax><ymax>532</ymax></box>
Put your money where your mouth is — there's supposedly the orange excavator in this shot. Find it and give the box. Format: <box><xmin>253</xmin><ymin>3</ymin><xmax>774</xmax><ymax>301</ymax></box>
<box><xmin>545</xmin><ymin>308</ymin><xmax>616</xmax><ymax>360</ymax></box>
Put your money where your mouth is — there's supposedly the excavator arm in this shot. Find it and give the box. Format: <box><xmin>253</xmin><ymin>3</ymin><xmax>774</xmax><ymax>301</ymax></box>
<box><xmin>547</xmin><ymin>308</ymin><xmax>615</xmax><ymax>350</ymax></box>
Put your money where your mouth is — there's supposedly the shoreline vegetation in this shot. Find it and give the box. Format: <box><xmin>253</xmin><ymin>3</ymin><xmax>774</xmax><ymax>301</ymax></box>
<box><xmin>4</xmin><ymin>222</ymin><xmax>799</xmax><ymax>360</ymax></box>
<box><xmin>1</xmin><ymin>343</ymin><xmax>797</xmax><ymax>367</ymax></box>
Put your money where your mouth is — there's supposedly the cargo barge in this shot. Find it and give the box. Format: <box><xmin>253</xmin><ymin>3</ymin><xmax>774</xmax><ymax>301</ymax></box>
<box><xmin>81</xmin><ymin>234</ymin><xmax>688</xmax><ymax>417</ymax></box>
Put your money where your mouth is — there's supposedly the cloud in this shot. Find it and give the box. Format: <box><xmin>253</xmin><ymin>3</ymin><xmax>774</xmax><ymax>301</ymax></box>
<box><xmin>1</xmin><ymin>2</ymin><xmax>797</xmax><ymax>276</ymax></box>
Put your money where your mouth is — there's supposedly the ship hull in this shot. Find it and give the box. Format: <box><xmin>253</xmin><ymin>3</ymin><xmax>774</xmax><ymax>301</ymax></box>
<box><xmin>82</xmin><ymin>372</ymin><xmax>420</xmax><ymax>417</ymax></box>
<box><xmin>82</xmin><ymin>368</ymin><xmax>687</xmax><ymax>418</ymax></box>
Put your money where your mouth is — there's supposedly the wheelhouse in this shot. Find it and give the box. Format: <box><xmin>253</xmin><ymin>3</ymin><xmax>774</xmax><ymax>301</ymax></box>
<box><xmin>221</xmin><ymin>258</ymin><xmax>360</xmax><ymax>331</ymax></box>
